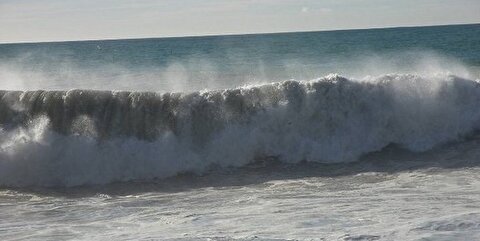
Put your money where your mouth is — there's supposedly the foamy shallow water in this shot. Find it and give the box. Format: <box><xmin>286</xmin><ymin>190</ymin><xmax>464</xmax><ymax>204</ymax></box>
<box><xmin>2</xmin><ymin>141</ymin><xmax>480</xmax><ymax>241</ymax></box>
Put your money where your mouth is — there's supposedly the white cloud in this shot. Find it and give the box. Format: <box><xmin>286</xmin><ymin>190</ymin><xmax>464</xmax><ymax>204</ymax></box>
<box><xmin>0</xmin><ymin>0</ymin><xmax>479</xmax><ymax>43</ymax></box>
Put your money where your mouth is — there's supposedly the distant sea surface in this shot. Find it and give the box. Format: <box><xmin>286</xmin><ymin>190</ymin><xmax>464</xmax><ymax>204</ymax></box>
<box><xmin>1</xmin><ymin>24</ymin><xmax>480</xmax><ymax>240</ymax></box>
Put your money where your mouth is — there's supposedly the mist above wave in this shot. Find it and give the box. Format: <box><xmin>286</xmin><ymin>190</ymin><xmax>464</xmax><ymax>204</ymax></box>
<box><xmin>0</xmin><ymin>50</ymin><xmax>477</xmax><ymax>92</ymax></box>
<box><xmin>0</xmin><ymin>73</ymin><xmax>480</xmax><ymax>187</ymax></box>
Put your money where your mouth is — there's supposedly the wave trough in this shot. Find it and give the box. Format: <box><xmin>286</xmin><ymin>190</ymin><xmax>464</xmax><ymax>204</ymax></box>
<box><xmin>1</xmin><ymin>74</ymin><xmax>480</xmax><ymax>187</ymax></box>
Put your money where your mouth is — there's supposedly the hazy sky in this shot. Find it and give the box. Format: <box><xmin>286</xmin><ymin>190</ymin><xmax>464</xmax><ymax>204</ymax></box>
<box><xmin>1</xmin><ymin>0</ymin><xmax>479</xmax><ymax>43</ymax></box>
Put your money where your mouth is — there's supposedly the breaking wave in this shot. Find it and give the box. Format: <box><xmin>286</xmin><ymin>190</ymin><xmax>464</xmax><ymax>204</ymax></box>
<box><xmin>1</xmin><ymin>73</ymin><xmax>480</xmax><ymax>187</ymax></box>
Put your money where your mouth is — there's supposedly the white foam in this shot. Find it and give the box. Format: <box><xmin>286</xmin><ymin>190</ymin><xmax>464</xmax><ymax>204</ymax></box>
<box><xmin>1</xmin><ymin>74</ymin><xmax>480</xmax><ymax>187</ymax></box>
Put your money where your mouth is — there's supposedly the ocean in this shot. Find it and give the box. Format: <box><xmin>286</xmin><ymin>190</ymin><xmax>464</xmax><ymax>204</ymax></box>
<box><xmin>0</xmin><ymin>24</ymin><xmax>480</xmax><ymax>240</ymax></box>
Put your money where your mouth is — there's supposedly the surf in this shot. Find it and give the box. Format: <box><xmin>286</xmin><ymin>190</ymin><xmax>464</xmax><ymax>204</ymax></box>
<box><xmin>1</xmin><ymin>73</ymin><xmax>480</xmax><ymax>187</ymax></box>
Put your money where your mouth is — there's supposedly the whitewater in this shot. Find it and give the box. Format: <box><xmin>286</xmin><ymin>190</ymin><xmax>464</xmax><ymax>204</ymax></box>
<box><xmin>0</xmin><ymin>73</ymin><xmax>479</xmax><ymax>187</ymax></box>
<box><xmin>1</xmin><ymin>24</ymin><xmax>480</xmax><ymax>240</ymax></box>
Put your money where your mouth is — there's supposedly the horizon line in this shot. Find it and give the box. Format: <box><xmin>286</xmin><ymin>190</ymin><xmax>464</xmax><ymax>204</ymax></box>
<box><xmin>1</xmin><ymin>22</ymin><xmax>478</xmax><ymax>45</ymax></box>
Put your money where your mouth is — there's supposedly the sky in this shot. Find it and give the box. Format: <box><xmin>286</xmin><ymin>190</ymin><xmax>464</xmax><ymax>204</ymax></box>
<box><xmin>0</xmin><ymin>0</ymin><xmax>479</xmax><ymax>43</ymax></box>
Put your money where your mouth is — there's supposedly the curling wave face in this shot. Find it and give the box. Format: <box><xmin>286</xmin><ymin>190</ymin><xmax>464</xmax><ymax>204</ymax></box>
<box><xmin>1</xmin><ymin>74</ymin><xmax>480</xmax><ymax>187</ymax></box>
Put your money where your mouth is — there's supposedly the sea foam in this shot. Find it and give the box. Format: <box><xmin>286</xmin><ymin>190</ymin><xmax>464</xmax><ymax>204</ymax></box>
<box><xmin>1</xmin><ymin>74</ymin><xmax>479</xmax><ymax>187</ymax></box>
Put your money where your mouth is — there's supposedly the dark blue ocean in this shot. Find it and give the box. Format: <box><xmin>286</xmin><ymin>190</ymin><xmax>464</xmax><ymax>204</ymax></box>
<box><xmin>1</xmin><ymin>24</ymin><xmax>480</xmax><ymax>240</ymax></box>
<box><xmin>0</xmin><ymin>24</ymin><xmax>478</xmax><ymax>90</ymax></box>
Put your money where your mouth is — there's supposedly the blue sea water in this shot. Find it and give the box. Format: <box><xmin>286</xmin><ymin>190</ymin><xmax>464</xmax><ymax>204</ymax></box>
<box><xmin>0</xmin><ymin>24</ymin><xmax>480</xmax><ymax>240</ymax></box>
<box><xmin>0</xmin><ymin>24</ymin><xmax>479</xmax><ymax>90</ymax></box>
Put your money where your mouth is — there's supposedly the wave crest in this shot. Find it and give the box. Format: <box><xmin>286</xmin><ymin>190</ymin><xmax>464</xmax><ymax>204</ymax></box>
<box><xmin>1</xmin><ymin>74</ymin><xmax>480</xmax><ymax>187</ymax></box>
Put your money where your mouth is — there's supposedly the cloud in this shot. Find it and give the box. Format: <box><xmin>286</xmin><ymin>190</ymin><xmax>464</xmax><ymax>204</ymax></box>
<box><xmin>318</xmin><ymin>7</ymin><xmax>333</xmax><ymax>13</ymax></box>
<box><xmin>0</xmin><ymin>0</ymin><xmax>479</xmax><ymax>43</ymax></box>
